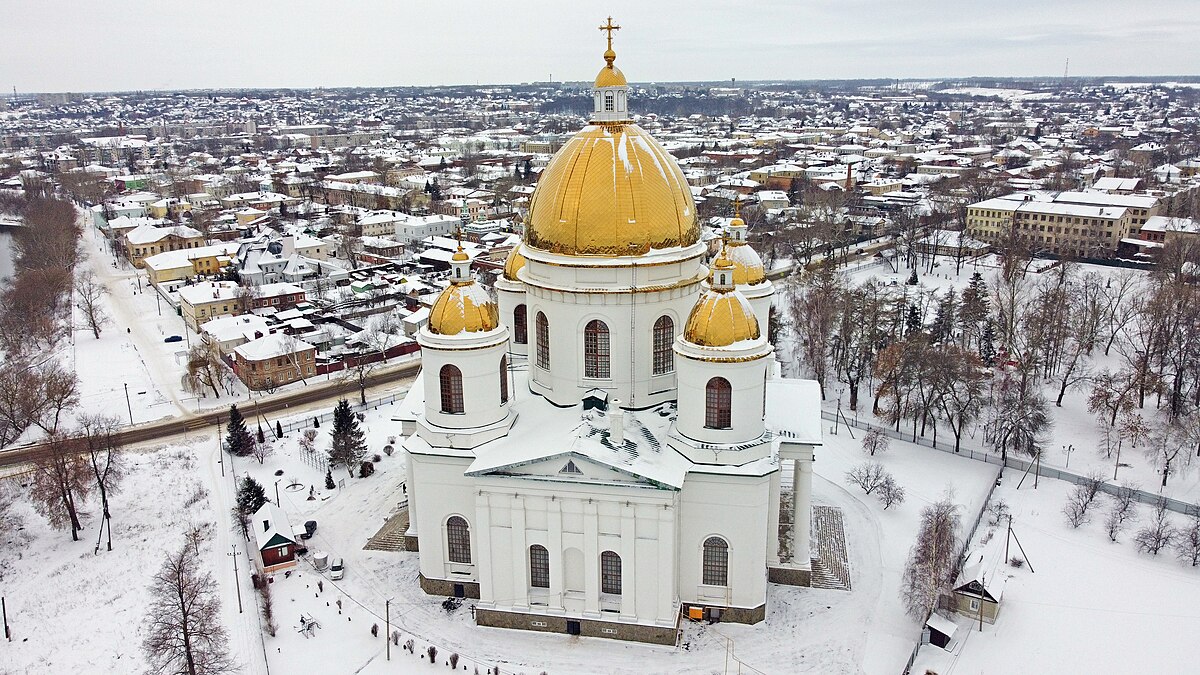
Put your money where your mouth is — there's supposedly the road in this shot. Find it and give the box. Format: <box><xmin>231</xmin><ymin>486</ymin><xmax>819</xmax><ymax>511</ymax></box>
<box><xmin>0</xmin><ymin>358</ymin><xmax>422</xmax><ymax>469</ymax></box>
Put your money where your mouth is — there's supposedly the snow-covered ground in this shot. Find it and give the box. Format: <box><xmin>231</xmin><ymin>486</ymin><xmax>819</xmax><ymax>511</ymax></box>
<box><xmin>2</xmin><ymin>396</ymin><xmax>1004</xmax><ymax>675</ymax></box>
<box><xmin>913</xmin><ymin>476</ymin><xmax>1200</xmax><ymax>674</ymax></box>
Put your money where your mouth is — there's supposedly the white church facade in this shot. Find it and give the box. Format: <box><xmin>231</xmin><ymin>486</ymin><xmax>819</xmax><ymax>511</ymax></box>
<box><xmin>396</xmin><ymin>21</ymin><xmax>821</xmax><ymax>645</ymax></box>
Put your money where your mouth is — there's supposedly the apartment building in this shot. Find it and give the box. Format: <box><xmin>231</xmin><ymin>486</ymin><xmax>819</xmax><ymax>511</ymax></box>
<box><xmin>965</xmin><ymin>191</ymin><xmax>1160</xmax><ymax>257</ymax></box>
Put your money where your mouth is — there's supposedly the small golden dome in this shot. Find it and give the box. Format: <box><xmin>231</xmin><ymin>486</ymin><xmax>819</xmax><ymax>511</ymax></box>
<box><xmin>428</xmin><ymin>281</ymin><xmax>499</xmax><ymax>335</ymax></box>
<box><xmin>724</xmin><ymin>241</ymin><xmax>766</xmax><ymax>285</ymax></box>
<box><xmin>595</xmin><ymin>63</ymin><xmax>627</xmax><ymax>88</ymax></box>
<box><xmin>451</xmin><ymin>249</ymin><xmax>469</xmax><ymax>262</ymax></box>
<box><xmin>526</xmin><ymin>123</ymin><xmax>698</xmax><ymax>256</ymax></box>
<box><xmin>502</xmin><ymin>245</ymin><xmax>526</xmax><ymax>281</ymax></box>
<box><xmin>682</xmin><ymin>289</ymin><xmax>760</xmax><ymax>347</ymax></box>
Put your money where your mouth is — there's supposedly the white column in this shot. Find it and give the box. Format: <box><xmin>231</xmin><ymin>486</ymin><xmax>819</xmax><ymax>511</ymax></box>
<box><xmin>793</xmin><ymin>458</ymin><xmax>812</xmax><ymax>570</ymax></box>
<box><xmin>584</xmin><ymin>501</ymin><xmax>601</xmax><ymax>618</ymax></box>
<box><xmin>548</xmin><ymin>498</ymin><xmax>564</xmax><ymax>613</ymax></box>
<box><xmin>404</xmin><ymin>454</ymin><xmax>418</xmax><ymax>537</ymax></box>
<box><xmin>619</xmin><ymin>503</ymin><xmax>636</xmax><ymax>621</ymax></box>
<box><xmin>656</xmin><ymin>503</ymin><xmax>676</xmax><ymax>625</ymax></box>
<box><xmin>510</xmin><ymin>497</ymin><xmax>528</xmax><ymax>610</ymax></box>
<box><xmin>767</xmin><ymin>469</ymin><xmax>781</xmax><ymax>566</ymax></box>
<box><xmin>475</xmin><ymin>492</ymin><xmax>493</xmax><ymax>604</ymax></box>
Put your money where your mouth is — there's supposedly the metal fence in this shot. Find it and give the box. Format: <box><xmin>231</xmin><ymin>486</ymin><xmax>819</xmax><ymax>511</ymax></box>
<box><xmin>821</xmin><ymin>409</ymin><xmax>1199</xmax><ymax>517</ymax></box>
<box><xmin>271</xmin><ymin>392</ymin><xmax>403</xmax><ymax>437</ymax></box>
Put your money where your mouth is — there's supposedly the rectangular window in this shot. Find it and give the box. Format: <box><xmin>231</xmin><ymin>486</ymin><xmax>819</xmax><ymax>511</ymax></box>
<box><xmin>530</xmin><ymin>547</ymin><xmax>550</xmax><ymax>588</ymax></box>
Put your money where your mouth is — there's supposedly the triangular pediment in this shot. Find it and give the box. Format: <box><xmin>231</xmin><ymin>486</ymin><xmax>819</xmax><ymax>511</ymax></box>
<box><xmin>465</xmin><ymin>451</ymin><xmax>671</xmax><ymax>489</ymax></box>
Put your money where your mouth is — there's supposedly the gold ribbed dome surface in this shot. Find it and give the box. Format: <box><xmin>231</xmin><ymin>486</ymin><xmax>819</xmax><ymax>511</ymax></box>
<box><xmin>725</xmin><ymin>242</ymin><xmax>767</xmax><ymax>286</ymax></box>
<box><xmin>525</xmin><ymin>123</ymin><xmax>699</xmax><ymax>256</ymax></box>
<box><xmin>502</xmin><ymin>245</ymin><xmax>526</xmax><ymax>281</ymax></box>
<box><xmin>428</xmin><ymin>281</ymin><xmax>499</xmax><ymax>335</ymax></box>
<box><xmin>682</xmin><ymin>288</ymin><xmax>760</xmax><ymax>347</ymax></box>
<box><xmin>595</xmin><ymin>62</ymin><xmax>627</xmax><ymax>88</ymax></box>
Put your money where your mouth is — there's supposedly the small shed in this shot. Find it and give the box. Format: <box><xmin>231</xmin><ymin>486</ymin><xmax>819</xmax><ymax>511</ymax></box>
<box><xmin>924</xmin><ymin>612</ymin><xmax>958</xmax><ymax>649</ymax></box>
<box><xmin>252</xmin><ymin>503</ymin><xmax>298</xmax><ymax>573</ymax></box>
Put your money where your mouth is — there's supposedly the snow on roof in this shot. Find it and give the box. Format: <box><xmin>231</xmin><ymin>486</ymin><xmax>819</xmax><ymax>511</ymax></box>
<box><xmin>1141</xmin><ymin>215</ymin><xmax>1200</xmax><ymax>234</ymax></box>
<box><xmin>125</xmin><ymin>223</ymin><xmax>203</xmax><ymax>245</ymax></box>
<box><xmin>925</xmin><ymin>612</ymin><xmax>958</xmax><ymax>638</ymax></box>
<box><xmin>200</xmin><ymin>314</ymin><xmax>271</xmax><ymax>343</ymax></box>
<box><xmin>234</xmin><ymin>333</ymin><xmax>314</xmax><ymax>362</ymax></box>
<box><xmin>177</xmin><ymin>281</ymin><xmax>240</xmax><ymax>305</ymax></box>
<box><xmin>252</xmin><ymin>502</ymin><xmax>295</xmax><ymax>552</ymax></box>
<box><xmin>765</xmin><ymin>379</ymin><xmax>823</xmax><ymax>445</ymax></box>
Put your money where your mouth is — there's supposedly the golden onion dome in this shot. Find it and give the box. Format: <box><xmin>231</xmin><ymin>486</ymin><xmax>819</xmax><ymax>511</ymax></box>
<box><xmin>428</xmin><ymin>280</ymin><xmax>499</xmax><ymax>336</ymax></box>
<box><xmin>724</xmin><ymin>241</ymin><xmax>767</xmax><ymax>285</ymax></box>
<box><xmin>451</xmin><ymin>249</ymin><xmax>469</xmax><ymax>262</ymax></box>
<box><xmin>525</xmin><ymin>123</ymin><xmax>699</xmax><ymax>256</ymax></box>
<box><xmin>502</xmin><ymin>245</ymin><xmax>526</xmax><ymax>281</ymax></box>
<box><xmin>682</xmin><ymin>288</ymin><xmax>760</xmax><ymax>348</ymax></box>
<box><xmin>595</xmin><ymin>62</ymin><xmax>627</xmax><ymax>88</ymax></box>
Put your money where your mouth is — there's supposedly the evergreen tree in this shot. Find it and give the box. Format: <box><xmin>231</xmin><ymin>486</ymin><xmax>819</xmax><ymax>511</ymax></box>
<box><xmin>905</xmin><ymin>303</ymin><xmax>923</xmax><ymax>336</ymax></box>
<box><xmin>930</xmin><ymin>289</ymin><xmax>957</xmax><ymax>344</ymax></box>
<box><xmin>981</xmin><ymin>320</ymin><xmax>997</xmax><ymax>366</ymax></box>
<box><xmin>236</xmin><ymin>476</ymin><xmax>268</xmax><ymax>515</ymax></box>
<box><xmin>328</xmin><ymin>399</ymin><xmax>367</xmax><ymax>477</ymax></box>
<box><xmin>523</xmin><ymin>159</ymin><xmax>532</xmax><ymax>179</ymax></box>
<box><xmin>256</xmin><ymin>424</ymin><xmax>266</xmax><ymax>445</ymax></box>
<box><xmin>324</xmin><ymin>469</ymin><xmax>336</xmax><ymax>490</ymax></box>
<box><xmin>906</xmin><ymin>268</ymin><xmax>919</xmax><ymax>285</ymax></box>
<box><xmin>225</xmin><ymin>405</ymin><xmax>253</xmax><ymax>457</ymax></box>
<box><xmin>959</xmin><ymin>271</ymin><xmax>990</xmax><ymax>349</ymax></box>
<box><xmin>275</xmin><ymin>420</ymin><xmax>283</xmax><ymax>439</ymax></box>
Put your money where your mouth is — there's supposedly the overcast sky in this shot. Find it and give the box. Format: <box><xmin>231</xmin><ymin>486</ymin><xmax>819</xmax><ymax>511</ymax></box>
<box><xmin>3</xmin><ymin>0</ymin><xmax>1198</xmax><ymax>93</ymax></box>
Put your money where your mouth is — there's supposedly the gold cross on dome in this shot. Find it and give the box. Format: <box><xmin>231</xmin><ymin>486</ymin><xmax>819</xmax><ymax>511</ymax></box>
<box><xmin>599</xmin><ymin>16</ymin><xmax>621</xmax><ymax>50</ymax></box>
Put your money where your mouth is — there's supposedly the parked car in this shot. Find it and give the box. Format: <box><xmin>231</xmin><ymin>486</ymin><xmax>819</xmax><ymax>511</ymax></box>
<box><xmin>301</xmin><ymin>520</ymin><xmax>317</xmax><ymax>539</ymax></box>
<box><xmin>330</xmin><ymin>557</ymin><xmax>345</xmax><ymax>580</ymax></box>
<box><xmin>163</xmin><ymin>335</ymin><xmax>183</xmax><ymax>343</ymax></box>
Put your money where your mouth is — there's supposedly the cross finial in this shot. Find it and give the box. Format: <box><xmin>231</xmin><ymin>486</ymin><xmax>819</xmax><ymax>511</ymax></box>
<box><xmin>599</xmin><ymin>16</ymin><xmax>621</xmax><ymax>58</ymax></box>
<box><xmin>733</xmin><ymin>197</ymin><xmax>742</xmax><ymax>220</ymax></box>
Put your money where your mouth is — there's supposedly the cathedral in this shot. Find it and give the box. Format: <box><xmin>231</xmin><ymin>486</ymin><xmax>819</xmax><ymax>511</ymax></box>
<box><xmin>397</xmin><ymin>20</ymin><xmax>821</xmax><ymax>645</ymax></box>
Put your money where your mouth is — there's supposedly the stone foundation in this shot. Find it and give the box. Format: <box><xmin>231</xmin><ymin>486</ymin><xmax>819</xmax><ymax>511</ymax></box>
<box><xmin>418</xmin><ymin>574</ymin><xmax>480</xmax><ymax>599</ymax></box>
<box><xmin>403</xmin><ymin>534</ymin><xmax>419</xmax><ymax>552</ymax></box>
<box><xmin>680</xmin><ymin>602</ymin><xmax>767</xmax><ymax>625</ymax></box>
<box><xmin>768</xmin><ymin>565</ymin><xmax>812</xmax><ymax>587</ymax></box>
<box><xmin>475</xmin><ymin>608</ymin><xmax>678</xmax><ymax>645</ymax></box>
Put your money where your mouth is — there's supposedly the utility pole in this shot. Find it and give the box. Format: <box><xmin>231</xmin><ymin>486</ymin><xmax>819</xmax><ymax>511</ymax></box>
<box><xmin>385</xmin><ymin>598</ymin><xmax>391</xmax><ymax>660</ymax></box>
<box><xmin>123</xmin><ymin>383</ymin><xmax>134</xmax><ymax>425</ymax></box>
<box><xmin>2</xmin><ymin>595</ymin><xmax>10</xmax><ymax>641</ymax></box>
<box><xmin>275</xmin><ymin>479</ymin><xmax>281</xmax><ymax>507</ymax></box>
<box><xmin>217</xmin><ymin>415</ymin><xmax>224</xmax><ymax>477</ymax></box>
<box><xmin>978</xmin><ymin>574</ymin><xmax>985</xmax><ymax>631</ymax></box>
<box><xmin>229</xmin><ymin>545</ymin><xmax>243</xmax><ymax>613</ymax></box>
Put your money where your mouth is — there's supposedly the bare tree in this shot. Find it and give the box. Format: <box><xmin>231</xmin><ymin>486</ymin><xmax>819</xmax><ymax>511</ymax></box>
<box><xmin>78</xmin><ymin>413</ymin><xmax>125</xmax><ymax>552</ymax></box>
<box><xmin>845</xmin><ymin>461</ymin><xmax>889</xmax><ymax>495</ymax></box>
<box><xmin>74</xmin><ymin>271</ymin><xmax>111</xmax><ymax>339</ymax></box>
<box><xmin>1063</xmin><ymin>481</ymin><xmax>1099</xmax><ymax>528</ymax></box>
<box><xmin>901</xmin><ymin>495</ymin><xmax>961</xmax><ymax>619</ymax></box>
<box><xmin>1144</xmin><ymin>421</ymin><xmax>1187</xmax><ymax>488</ymax></box>
<box><xmin>251</xmin><ymin>437</ymin><xmax>273</xmax><ymax>465</ymax></box>
<box><xmin>29</xmin><ymin>432</ymin><xmax>91</xmax><ymax>540</ymax></box>
<box><xmin>142</xmin><ymin>544</ymin><xmax>236</xmax><ymax>675</ymax></box>
<box><xmin>861</xmin><ymin>428</ymin><xmax>890</xmax><ymax>456</ymax></box>
<box><xmin>185</xmin><ymin>342</ymin><xmax>226</xmax><ymax>399</ymax></box>
<box><xmin>1175</xmin><ymin>512</ymin><xmax>1200</xmax><ymax>566</ymax></box>
<box><xmin>878</xmin><ymin>476</ymin><xmax>906</xmax><ymax>510</ymax></box>
<box><xmin>1134</xmin><ymin>499</ymin><xmax>1176</xmax><ymax>555</ymax></box>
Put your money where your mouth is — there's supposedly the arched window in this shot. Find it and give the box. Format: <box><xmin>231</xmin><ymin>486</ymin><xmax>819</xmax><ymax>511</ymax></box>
<box><xmin>513</xmin><ymin>304</ymin><xmax>527</xmax><ymax>344</ymax></box>
<box><xmin>446</xmin><ymin>516</ymin><xmax>470</xmax><ymax>563</ymax></box>
<box><xmin>499</xmin><ymin>355</ymin><xmax>509</xmax><ymax>404</ymax></box>
<box><xmin>702</xmin><ymin>537</ymin><xmax>729</xmax><ymax>586</ymax></box>
<box><xmin>536</xmin><ymin>312</ymin><xmax>550</xmax><ymax>369</ymax></box>
<box><xmin>705</xmin><ymin>377</ymin><xmax>732</xmax><ymax>429</ymax></box>
<box><xmin>604</xmin><ymin>91</ymin><xmax>615</xmax><ymax>112</ymax></box>
<box><xmin>439</xmin><ymin>364</ymin><xmax>463</xmax><ymax>414</ymax></box>
<box><xmin>584</xmin><ymin>320</ymin><xmax>610</xmax><ymax>378</ymax></box>
<box><xmin>653</xmin><ymin>315</ymin><xmax>674</xmax><ymax>375</ymax></box>
<box><xmin>530</xmin><ymin>544</ymin><xmax>550</xmax><ymax>588</ymax></box>
<box><xmin>600</xmin><ymin>550</ymin><xmax>622</xmax><ymax>595</ymax></box>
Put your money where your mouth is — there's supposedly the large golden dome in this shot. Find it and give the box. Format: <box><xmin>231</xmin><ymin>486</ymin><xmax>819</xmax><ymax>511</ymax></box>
<box><xmin>525</xmin><ymin>123</ymin><xmax>699</xmax><ymax>256</ymax></box>
<box><xmin>428</xmin><ymin>281</ymin><xmax>499</xmax><ymax>335</ymax></box>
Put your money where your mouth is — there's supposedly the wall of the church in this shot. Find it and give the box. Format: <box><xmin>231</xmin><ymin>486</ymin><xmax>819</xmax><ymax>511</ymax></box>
<box><xmin>471</xmin><ymin>478</ymin><xmax>680</xmax><ymax>630</ymax></box>
<box><xmin>410</xmin><ymin>452</ymin><xmax>482</xmax><ymax>587</ymax></box>
<box><xmin>523</xmin><ymin>260</ymin><xmax>702</xmax><ymax>409</ymax></box>
<box><xmin>674</xmin><ymin>351</ymin><xmax>770</xmax><ymax>446</ymax></box>
<box><xmin>677</xmin><ymin>470</ymin><xmax>774</xmax><ymax>617</ymax></box>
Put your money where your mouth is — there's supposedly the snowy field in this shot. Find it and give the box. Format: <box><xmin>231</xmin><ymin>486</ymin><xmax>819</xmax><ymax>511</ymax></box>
<box><xmin>2</xmin><ymin>397</ymin><xmax>1003</xmax><ymax>674</ymax></box>
<box><xmin>913</xmin><ymin>476</ymin><xmax>1200</xmax><ymax>674</ymax></box>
